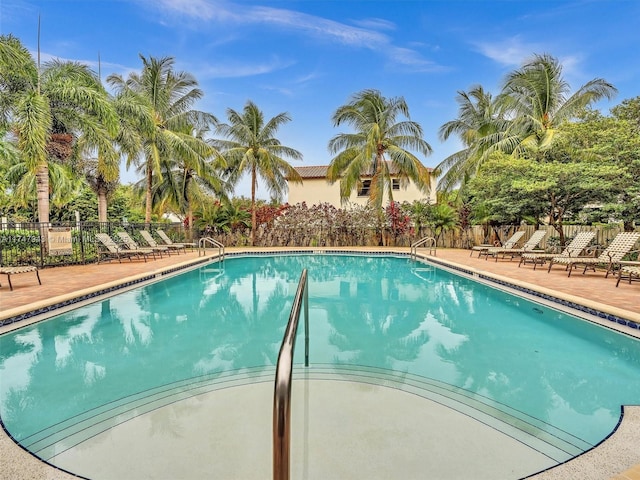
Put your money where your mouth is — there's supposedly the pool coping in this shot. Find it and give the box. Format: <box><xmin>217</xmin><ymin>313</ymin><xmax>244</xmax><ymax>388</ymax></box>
<box><xmin>1</xmin><ymin>248</ymin><xmax>639</xmax><ymax>479</ymax></box>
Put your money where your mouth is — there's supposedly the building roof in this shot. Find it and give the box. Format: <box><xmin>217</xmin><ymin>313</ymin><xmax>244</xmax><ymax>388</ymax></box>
<box><xmin>293</xmin><ymin>163</ymin><xmax>433</xmax><ymax>179</ymax></box>
<box><xmin>294</xmin><ymin>165</ymin><xmax>329</xmax><ymax>178</ymax></box>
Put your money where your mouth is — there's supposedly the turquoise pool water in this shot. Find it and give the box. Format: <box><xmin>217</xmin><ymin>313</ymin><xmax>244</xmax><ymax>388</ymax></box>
<box><xmin>1</xmin><ymin>254</ymin><xmax>639</xmax><ymax>461</ymax></box>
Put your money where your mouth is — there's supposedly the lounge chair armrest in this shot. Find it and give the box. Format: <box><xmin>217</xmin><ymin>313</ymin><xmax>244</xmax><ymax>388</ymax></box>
<box><xmin>582</xmin><ymin>246</ymin><xmax>600</xmax><ymax>258</ymax></box>
<box><xmin>623</xmin><ymin>249</ymin><xmax>640</xmax><ymax>261</ymax></box>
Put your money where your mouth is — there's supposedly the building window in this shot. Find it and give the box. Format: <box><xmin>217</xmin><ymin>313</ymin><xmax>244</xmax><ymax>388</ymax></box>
<box><xmin>392</xmin><ymin>179</ymin><xmax>400</xmax><ymax>190</ymax></box>
<box><xmin>357</xmin><ymin>180</ymin><xmax>371</xmax><ymax>197</ymax></box>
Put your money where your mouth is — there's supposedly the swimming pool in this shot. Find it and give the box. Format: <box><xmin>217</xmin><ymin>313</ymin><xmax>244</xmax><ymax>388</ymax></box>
<box><xmin>1</xmin><ymin>254</ymin><xmax>639</xmax><ymax>476</ymax></box>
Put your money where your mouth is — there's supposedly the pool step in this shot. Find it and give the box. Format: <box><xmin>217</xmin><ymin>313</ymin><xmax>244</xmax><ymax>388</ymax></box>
<box><xmin>298</xmin><ymin>364</ymin><xmax>591</xmax><ymax>463</ymax></box>
<box><xmin>22</xmin><ymin>364</ymin><xmax>591</xmax><ymax>464</ymax></box>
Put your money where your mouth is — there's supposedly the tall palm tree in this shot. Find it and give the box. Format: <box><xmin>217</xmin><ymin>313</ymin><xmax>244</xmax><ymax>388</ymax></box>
<box><xmin>80</xmin><ymin>61</ymin><xmax>142</xmax><ymax>223</ymax></box>
<box><xmin>0</xmin><ymin>34</ymin><xmax>118</xmax><ymax>225</ymax></box>
<box><xmin>498</xmin><ymin>53</ymin><xmax>617</xmax><ymax>156</ymax></box>
<box><xmin>327</xmin><ymin>89</ymin><xmax>432</xmax><ymax>209</ymax></box>
<box><xmin>107</xmin><ymin>55</ymin><xmax>215</xmax><ymax>223</ymax></box>
<box><xmin>436</xmin><ymin>55</ymin><xmax>617</xmax><ymax>191</ymax></box>
<box><xmin>212</xmin><ymin>100</ymin><xmax>303</xmax><ymax>245</ymax></box>
<box><xmin>435</xmin><ymin>86</ymin><xmax>505</xmax><ymax>191</ymax></box>
<box><xmin>152</xmin><ymin>124</ymin><xmax>229</xmax><ymax>239</ymax></box>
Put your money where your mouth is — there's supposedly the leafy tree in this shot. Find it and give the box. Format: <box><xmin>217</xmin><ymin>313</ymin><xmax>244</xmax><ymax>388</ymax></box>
<box><xmin>608</xmin><ymin>97</ymin><xmax>640</xmax><ymax>229</ymax></box>
<box><xmin>107</xmin><ymin>185</ymin><xmax>146</xmax><ymax>223</ymax></box>
<box><xmin>49</xmin><ymin>185</ymin><xmax>98</xmax><ymax>221</ymax></box>
<box><xmin>0</xmin><ymin>34</ymin><xmax>118</xmax><ymax>225</ymax></box>
<box><xmin>328</xmin><ymin>89</ymin><xmax>432</xmax><ymax>208</ymax></box>
<box><xmin>212</xmin><ymin>100</ymin><xmax>303</xmax><ymax>245</ymax></box>
<box><xmin>403</xmin><ymin>200</ymin><xmax>431</xmax><ymax>235</ymax></box>
<box><xmin>468</xmin><ymin>152</ymin><xmax>626</xmax><ymax>244</ymax></box>
<box><xmin>107</xmin><ymin>55</ymin><xmax>215</xmax><ymax>224</ymax></box>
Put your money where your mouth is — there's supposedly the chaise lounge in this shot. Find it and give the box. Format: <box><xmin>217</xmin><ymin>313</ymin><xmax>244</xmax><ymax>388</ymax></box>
<box><xmin>117</xmin><ymin>231</ymin><xmax>166</xmax><ymax>258</ymax></box>
<box><xmin>616</xmin><ymin>260</ymin><xmax>640</xmax><ymax>287</ymax></box>
<box><xmin>547</xmin><ymin>231</ymin><xmax>640</xmax><ymax>277</ymax></box>
<box><xmin>519</xmin><ymin>231</ymin><xmax>596</xmax><ymax>270</ymax></box>
<box><xmin>95</xmin><ymin>233</ymin><xmax>154</xmax><ymax>263</ymax></box>
<box><xmin>485</xmin><ymin>229</ymin><xmax>547</xmax><ymax>261</ymax></box>
<box><xmin>0</xmin><ymin>266</ymin><xmax>41</xmax><ymax>291</ymax></box>
<box><xmin>139</xmin><ymin>230</ymin><xmax>173</xmax><ymax>255</ymax></box>
<box><xmin>156</xmin><ymin>229</ymin><xmax>194</xmax><ymax>253</ymax></box>
<box><xmin>471</xmin><ymin>231</ymin><xmax>525</xmax><ymax>259</ymax></box>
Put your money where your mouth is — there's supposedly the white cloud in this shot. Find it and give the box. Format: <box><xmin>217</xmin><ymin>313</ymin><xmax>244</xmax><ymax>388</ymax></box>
<box><xmin>474</xmin><ymin>36</ymin><xmax>543</xmax><ymax>66</ymax></box>
<box><xmin>351</xmin><ymin>17</ymin><xmax>396</xmax><ymax>31</ymax></box>
<box><xmin>387</xmin><ymin>47</ymin><xmax>446</xmax><ymax>72</ymax></box>
<box><xmin>199</xmin><ymin>56</ymin><xmax>295</xmax><ymax>79</ymax></box>
<box><xmin>143</xmin><ymin>0</ymin><xmax>443</xmax><ymax>73</ymax></box>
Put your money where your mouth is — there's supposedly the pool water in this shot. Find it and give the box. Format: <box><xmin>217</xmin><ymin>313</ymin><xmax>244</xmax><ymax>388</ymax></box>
<box><xmin>1</xmin><ymin>254</ymin><xmax>639</xmax><ymax>462</ymax></box>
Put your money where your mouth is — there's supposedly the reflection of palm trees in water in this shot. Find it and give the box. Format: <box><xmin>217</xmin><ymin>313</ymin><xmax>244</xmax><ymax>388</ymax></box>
<box><xmin>426</xmin><ymin>276</ymin><xmax>640</xmax><ymax>443</ymax></box>
<box><xmin>195</xmin><ymin>262</ymin><xmax>295</xmax><ymax>371</ymax></box>
<box><xmin>0</xmin><ymin>300</ymin><xmax>124</xmax><ymax>439</ymax></box>
<box><xmin>321</xmin><ymin>267</ymin><xmax>432</xmax><ymax>371</ymax></box>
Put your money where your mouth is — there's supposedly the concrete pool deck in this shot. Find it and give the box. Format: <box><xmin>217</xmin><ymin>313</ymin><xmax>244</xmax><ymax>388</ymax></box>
<box><xmin>1</xmin><ymin>246</ymin><xmax>639</xmax><ymax>479</ymax></box>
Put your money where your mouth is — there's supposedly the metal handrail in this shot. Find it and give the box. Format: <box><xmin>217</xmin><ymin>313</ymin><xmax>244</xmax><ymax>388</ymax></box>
<box><xmin>273</xmin><ymin>269</ymin><xmax>309</xmax><ymax>480</ymax></box>
<box><xmin>411</xmin><ymin>236</ymin><xmax>437</xmax><ymax>258</ymax></box>
<box><xmin>198</xmin><ymin>236</ymin><xmax>224</xmax><ymax>260</ymax></box>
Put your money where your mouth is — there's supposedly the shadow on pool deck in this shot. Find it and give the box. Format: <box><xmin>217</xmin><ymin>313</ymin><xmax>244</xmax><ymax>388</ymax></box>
<box><xmin>0</xmin><ymin>246</ymin><xmax>639</xmax><ymax>480</ymax></box>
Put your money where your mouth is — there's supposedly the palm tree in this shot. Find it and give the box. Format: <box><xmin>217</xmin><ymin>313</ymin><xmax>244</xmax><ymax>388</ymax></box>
<box><xmin>107</xmin><ymin>55</ymin><xmax>215</xmax><ymax>224</ymax></box>
<box><xmin>435</xmin><ymin>86</ymin><xmax>505</xmax><ymax>191</ymax></box>
<box><xmin>327</xmin><ymin>89</ymin><xmax>432</xmax><ymax>209</ymax></box>
<box><xmin>80</xmin><ymin>62</ymin><xmax>143</xmax><ymax>223</ymax></box>
<box><xmin>0</xmin><ymin>34</ymin><xmax>118</xmax><ymax>225</ymax></box>
<box><xmin>4</xmin><ymin>155</ymin><xmax>82</xmax><ymax>214</ymax></box>
<box><xmin>212</xmin><ymin>100</ymin><xmax>303</xmax><ymax>245</ymax></box>
<box><xmin>498</xmin><ymin>53</ymin><xmax>617</xmax><ymax>157</ymax></box>
<box><xmin>152</xmin><ymin>124</ymin><xmax>229</xmax><ymax>239</ymax></box>
<box><xmin>436</xmin><ymin>55</ymin><xmax>617</xmax><ymax>191</ymax></box>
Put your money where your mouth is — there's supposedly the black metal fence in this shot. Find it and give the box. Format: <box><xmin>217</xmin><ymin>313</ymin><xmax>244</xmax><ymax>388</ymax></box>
<box><xmin>0</xmin><ymin>221</ymin><xmax>194</xmax><ymax>268</ymax></box>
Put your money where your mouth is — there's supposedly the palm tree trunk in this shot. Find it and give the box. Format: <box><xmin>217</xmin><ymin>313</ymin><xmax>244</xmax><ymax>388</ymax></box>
<box><xmin>97</xmin><ymin>186</ymin><xmax>108</xmax><ymax>223</ymax></box>
<box><xmin>145</xmin><ymin>163</ymin><xmax>153</xmax><ymax>224</ymax></box>
<box><xmin>251</xmin><ymin>165</ymin><xmax>257</xmax><ymax>246</ymax></box>
<box><xmin>36</xmin><ymin>164</ymin><xmax>50</xmax><ymax>224</ymax></box>
<box><xmin>36</xmin><ymin>163</ymin><xmax>50</xmax><ymax>251</ymax></box>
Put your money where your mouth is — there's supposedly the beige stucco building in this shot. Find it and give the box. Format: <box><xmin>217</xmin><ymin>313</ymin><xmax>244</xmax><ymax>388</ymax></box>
<box><xmin>287</xmin><ymin>164</ymin><xmax>437</xmax><ymax>207</ymax></box>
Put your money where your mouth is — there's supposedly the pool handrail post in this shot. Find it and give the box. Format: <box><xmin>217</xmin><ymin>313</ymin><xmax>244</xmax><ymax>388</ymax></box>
<box><xmin>273</xmin><ymin>269</ymin><xmax>309</xmax><ymax>480</ymax></box>
<box><xmin>198</xmin><ymin>236</ymin><xmax>224</xmax><ymax>260</ymax></box>
<box><xmin>411</xmin><ymin>236</ymin><xmax>437</xmax><ymax>258</ymax></box>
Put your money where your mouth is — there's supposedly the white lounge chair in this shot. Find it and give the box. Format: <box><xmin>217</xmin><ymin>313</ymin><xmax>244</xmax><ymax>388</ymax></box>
<box><xmin>616</xmin><ymin>260</ymin><xmax>640</xmax><ymax>287</ymax></box>
<box><xmin>486</xmin><ymin>229</ymin><xmax>547</xmax><ymax>261</ymax></box>
<box><xmin>95</xmin><ymin>233</ymin><xmax>153</xmax><ymax>263</ymax></box>
<box><xmin>0</xmin><ymin>266</ymin><xmax>41</xmax><ymax>291</ymax></box>
<box><xmin>547</xmin><ymin>232</ymin><xmax>640</xmax><ymax>277</ymax></box>
<box><xmin>156</xmin><ymin>229</ymin><xmax>194</xmax><ymax>253</ymax></box>
<box><xmin>471</xmin><ymin>231</ymin><xmax>525</xmax><ymax>259</ymax></box>
<box><xmin>116</xmin><ymin>232</ymin><xmax>161</xmax><ymax>259</ymax></box>
<box><xmin>139</xmin><ymin>230</ymin><xmax>172</xmax><ymax>255</ymax></box>
<box><xmin>519</xmin><ymin>231</ymin><xmax>596</xmax><ymax>270</ymax></box>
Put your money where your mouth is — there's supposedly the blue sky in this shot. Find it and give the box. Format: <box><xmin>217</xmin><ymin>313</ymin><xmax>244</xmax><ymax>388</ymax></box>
<box><xmin>2</xmin><ymin>0</ymin><xmax>639</xmax><ymax>199</ymax></box>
